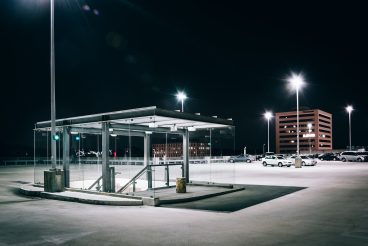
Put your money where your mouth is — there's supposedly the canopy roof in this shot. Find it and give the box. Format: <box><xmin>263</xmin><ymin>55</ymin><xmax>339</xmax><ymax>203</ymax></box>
<box><xmin>35</xmin><ymin>106</ymin><xmax>233</xmax><ymax>134</ymax></box>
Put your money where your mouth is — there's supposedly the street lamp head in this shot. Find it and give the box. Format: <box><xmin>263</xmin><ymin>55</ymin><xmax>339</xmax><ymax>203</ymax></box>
<box><xmin>346</xmin><ymin>105</ymin><xmax>353</xmax><ymax>113</ymax></box>
<box><xmin>176</xmin><ymin>92</ymin><xmax>187</xmax><ymax>101</ymax></box>
<box><xmin>307</xmin><ymin>123</ymin><xmax>312</xmax><ymax>129</ymax></box>
<box><xmin>287</xmin><ymin>72</ymin><xmax>305</xmax><ymax>91</ymax></box>
<box><xmin>264</xmin><ymin>111</ymin><xmax>273</xmax><ymax>120</ymax></box>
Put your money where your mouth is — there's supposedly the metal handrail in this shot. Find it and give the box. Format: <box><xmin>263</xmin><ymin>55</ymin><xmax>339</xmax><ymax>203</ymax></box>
<box><xmin>88</xmin><ymin>172</ymin><xmax>121</xmax><ymax>191</ymax></box>
<box><xmin>117</xmin><ymin>166</ymin><xmax>149</xmax><ymax>193</ymax></box>
<box><xmin>117</xmin><ymin>163</ymin><xmax>185</xmax><ymax>193</ymax></box>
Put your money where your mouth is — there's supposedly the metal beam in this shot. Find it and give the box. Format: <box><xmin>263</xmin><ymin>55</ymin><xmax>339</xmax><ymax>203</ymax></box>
<box><xmin>112</xmin><ymin>130</ymin><xmax>145</xmax><ymax>137</ymax></box>
<box><xmin>70</xmin><ymin>127</ymin><xmax>101</xmax><ymax>135</ymax></box>
<box><xmin>69</xmin><ymin>127</ymin><xmax>145</xmax><ymax>137</ymax></box>
<box><xmin>62</xmin><ymin>127</ymin><xmax>70</xmax><ymax>187</ymax></box>
<box><xmin>110</xmin><ymin>122</ymin><xmax>185</xmax><ymax>134</ymax></box>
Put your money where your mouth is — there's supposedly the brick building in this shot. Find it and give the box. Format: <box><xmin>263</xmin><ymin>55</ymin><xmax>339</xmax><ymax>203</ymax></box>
<box><xmin>152</xmin><ymin>143</ymin><xmax>210</xmax><ymax>157</ymax></box>
<box><xmin>275</xmin><ymin>109</ymin><xmax>332</xmax><ymax>153</ymax></box>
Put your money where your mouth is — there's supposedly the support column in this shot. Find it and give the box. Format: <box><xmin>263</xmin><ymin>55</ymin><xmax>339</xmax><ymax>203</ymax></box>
<box><xmin>183</xmin><ymin>129</ymin><xmax>189</xmax><ymax>183</ymax></box>
<box><xmin>102</xmin><ymin>122</ymin><xmax>111</xmax><ymax>192</ymax></box>
<box><xmin>144</xmin><ymin>133</ymin><xmax>152</xmax><ymax>189</ymax></box>
<box><xmin>62</xmin><ymin>126</ymin><xmax>70</xmax><ymax>187</ymax></box>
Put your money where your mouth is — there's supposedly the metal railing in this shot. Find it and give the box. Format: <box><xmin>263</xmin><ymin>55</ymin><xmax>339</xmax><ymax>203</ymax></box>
<box><xmin>117</xmin><ymin>165</ymin><xmax>149</xmax><ymax>193</ymax></box>
<box><xmin>88</xmin><ymin>171</ymin><xmax>121</xmax><ymax>191</ymax></box>
<box><xmin>1</xmin><ymin>156</ymin><xmax>231</xmax><ymax>166</ymax></box>
<box><xmin>117</xmin><ymin>163</ymin><xmax>184</xmax><ymax>193</ymax></box>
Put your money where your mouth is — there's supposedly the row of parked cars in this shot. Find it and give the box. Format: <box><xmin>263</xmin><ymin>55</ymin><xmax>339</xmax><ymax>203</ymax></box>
<box><xmin>227</xmin><ymin>153</ymin><xmax>316</xmax><ymax>167</ymax></box>
<box><xmin>227</xmin><ymin>150</ymin><xmax>368</xmax><ymax>166</ymax></box>
<box><xmin>315</xmin><ymin>151</ymin><xmax>368</xmax><ymax>162</ymax></box>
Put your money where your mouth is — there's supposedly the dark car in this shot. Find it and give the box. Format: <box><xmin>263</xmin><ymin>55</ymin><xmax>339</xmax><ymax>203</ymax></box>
<box><xmin>228</xmin><ymin>155</ymin><xmax>252</xmax><ymax>163</ymax></box>
<box><xmin>318</xmin><ymin>153</ymin><xmax>340</xmax><ymax>161</ymax></box>
<box><xmin>358</xmin><ymin>152</ymin><xmax>368</xmax><ymax>161</ymax></box>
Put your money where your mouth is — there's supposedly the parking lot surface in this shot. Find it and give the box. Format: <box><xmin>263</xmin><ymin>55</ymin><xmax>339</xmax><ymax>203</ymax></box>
<box><xmin>0</xmin><ymin>161</ymin><xmax>367</xmax><ymax>245</ymax></box>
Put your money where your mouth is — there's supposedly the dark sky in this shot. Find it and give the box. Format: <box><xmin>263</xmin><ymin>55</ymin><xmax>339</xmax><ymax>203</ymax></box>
<box><xmin>1</xmin><ymin>0</ymin><xmax>367</xmax><ymax>157</ymax></box>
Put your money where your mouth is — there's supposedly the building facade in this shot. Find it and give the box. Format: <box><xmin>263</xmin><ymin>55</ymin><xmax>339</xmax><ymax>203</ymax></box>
<box><xmin>152</xmin><ymin>143</ymin><xmax>210</xmax><ymax>157</ymax></box>
<box><xmin>275</xmin><ymin>109</ymin><xmax>332</xmax><ymax>153</ymax></box>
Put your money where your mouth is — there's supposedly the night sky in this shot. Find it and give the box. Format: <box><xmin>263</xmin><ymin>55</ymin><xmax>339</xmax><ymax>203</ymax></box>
<box><xmin>1</xmin><ymin>0</ymin><xmax>367</xmax><ymax>157</ymax></box>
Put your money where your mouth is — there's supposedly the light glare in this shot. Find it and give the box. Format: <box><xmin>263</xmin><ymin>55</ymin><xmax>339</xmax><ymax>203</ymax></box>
<box><xmin>346</xmin><ymin>105</ymin><xmax>353</xmax><ymax>113</ymax></box>
<box><xmin>176</xmin><ymin>92</ymin><xmax>187</xmax><ymax>101</ymax></box>
<box><xmin>264</xmin><ymin>111</ymin><xmax>273</xmax><ymax>120</ymax></box>
<box><xmin>287</xmin><ymin>72</ymin><xmax>305</xmax><ymax>91</ymax></box>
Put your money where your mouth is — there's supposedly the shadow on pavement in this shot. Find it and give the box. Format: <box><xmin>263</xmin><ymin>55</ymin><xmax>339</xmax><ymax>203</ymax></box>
<box><xmin>161</xmin><ymin>184</ymin><xmax>306</xmax><ymax>212</ymax></box>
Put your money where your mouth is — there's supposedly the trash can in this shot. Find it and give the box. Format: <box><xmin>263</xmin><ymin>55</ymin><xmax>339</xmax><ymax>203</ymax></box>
<box><xmin>295</xmin><ymin>156</ymin><xmax>302</xmax><ymax>168</ymax></box>
<box><xmin>44</xmin><ymin>169</ymin><xmax>65</xmax><ymax>192</ymax></box>
<box><xmin>176</xmin><ymin>177</ymin><xmax>186</xmax><ymax>193</ymax></box>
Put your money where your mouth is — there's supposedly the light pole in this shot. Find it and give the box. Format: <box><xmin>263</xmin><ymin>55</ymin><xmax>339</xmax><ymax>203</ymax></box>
<box><xmin>346</xmin><ymin>105</ymin><xmax>353</xmax><ymax>150</ymax></box>
<box><xmin>264</xmin><ymin>111</ymin><xmax>273</xmax><ymax>153</ymax></box>
<box><xmin>307</xmin><ymin>123</ymin><xmax>312</xmax><ymax>154</ymax></box>
<box><xmin>287</xmin><ymin>73</ymin><xmax>305</xmax><ymax>156</ymax></box>
<box><xmin>50</xmin><ymin>0</ymin><xmax>57</xmax><ymax>169</ymax></box>
<box><xmin>176</xmin><ymin>92</ymin><xmax>187</xmax><ymax>112</ymax></box>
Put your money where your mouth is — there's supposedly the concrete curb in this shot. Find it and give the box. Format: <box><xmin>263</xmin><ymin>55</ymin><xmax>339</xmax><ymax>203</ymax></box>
<box><xmin>19</xmin><ymin>185</ymin><xmax>143</xmax><ymax>206</ymax></box>
<box><xmin>19</xmin><ymin>184</ymin><xmax>244</xmax><ymax>207</ymax></box>
<box><xmin>19</xmin><ymin>186</ymin><xmax>42</xmax><ymax>197</ymax></box>
<box><xmin>40</xmin><ymin>192</ymin><xmax>143</xmax><ymax>206</ymax></box>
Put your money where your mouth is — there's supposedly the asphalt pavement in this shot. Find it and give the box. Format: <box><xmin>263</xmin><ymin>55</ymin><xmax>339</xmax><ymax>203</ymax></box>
<box><xmin>0</xmin><ymin>162</ymin><xmax>367</xmax><ymax>245</ymax></box>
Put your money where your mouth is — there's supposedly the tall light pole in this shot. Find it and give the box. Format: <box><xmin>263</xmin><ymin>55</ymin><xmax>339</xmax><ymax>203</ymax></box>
<box><xmin>287</xmin><ymin>73</ymin><xmax>305</xmax><ymax>156</ymax></box>
<box><xmin>176</xmin><ymin>92</ymin><xmax>187</xmax><ymax>112</ymax></box>
<box><xmin>307</xmin><ymin>123</ymin><xmax>312</xmax><ymax>154</ymax></box>
<box><xmin>50</xmin><ymin>0</ymin><xmax>57</xmax><ymax>169</ymax></box>
<box><xmin>346</xmin><ymin>105</ymin><xmax>353</xmax><ymax>150</ymax></box>
<box><xmin>264</xmin><ymin>111</ymin><xmax>273</xmax><ymax>153</ymax></box>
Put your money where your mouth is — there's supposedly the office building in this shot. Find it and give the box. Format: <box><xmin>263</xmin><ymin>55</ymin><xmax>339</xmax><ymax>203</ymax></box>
<box><xmin>275</xmin><ymin>109</ymin><xmax>332</xmax><ymax>153</ymax></box>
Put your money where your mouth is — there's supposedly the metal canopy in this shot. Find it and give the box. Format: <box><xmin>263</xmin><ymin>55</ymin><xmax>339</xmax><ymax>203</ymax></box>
<box><xmin>35</xmin><ymin>106</ymin><xmax>233</xmax><ymax>133</ymax></box>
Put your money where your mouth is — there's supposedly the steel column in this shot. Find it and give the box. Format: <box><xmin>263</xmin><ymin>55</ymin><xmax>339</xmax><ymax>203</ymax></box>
<box><xmin>62</xmin><ymin>127</ymin><xmax>70</xmax><ymax>187</ymax></box>
<box><xmin>102</xmin><ymin>122</ymin><xmax>111</xmax><ymax>192</ymax></box>
<box><xmin>144</xmin><ymin>133</ymin><xmax>152</xmax><ymax>189</ymax></box>
<box><xmin>50</xmin><ymin>0</ymin><xmax>57</xmax><ymax>169</ymax></box>
<box><xmin>183</xmin><ymin>129</ymin><xmax>189</xmax><ymax>183</ymax></box>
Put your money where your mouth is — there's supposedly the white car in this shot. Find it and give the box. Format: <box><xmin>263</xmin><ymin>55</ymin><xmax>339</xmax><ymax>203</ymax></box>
<box><xmin>262</xmin><ymin>155</ymin><xmax>292</xmax><ymax>167</ymax></box>
<box><xmin>339</xmin><ymin>151</ymin><xmax>367</xmax><ymax>162</ymax></box>
<box><xmin>289</xmin><ymin>155</ymin><xmax>317</xmax><ymax>166</ymax></box>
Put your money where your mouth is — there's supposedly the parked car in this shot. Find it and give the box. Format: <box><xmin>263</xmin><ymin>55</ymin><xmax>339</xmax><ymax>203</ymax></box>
<box><xmin>262</xmin><ymin>155</ymin><xmax>292</xmax><ymax>167</ymax></box>
<box><xmin>289</xmin><ymin>155</ymin><xmax>317</xmax><ymax>166</ymax></box>
<box><xmin>256</xmin><ymin>152</ymin><xmax>275</xmax><ymax>161</ymax></box>
<box><xmin>339</xmin><ymin>151</ymin><xmax>367</xmax><ymax>162</ymax></box>
<box><xmin>357</xmin><ymin>152</ymin><xmax>368</xmax><ymax>161</ymax></box>
<box><xmin>228</xmin><ymin>154</ymin><xmax>252</xmax><ymax>163</ymax></box>
<box><xmin>318</xmin><ymin>153</ymin><xmax>340</xmax><ymax>161</ymax></box>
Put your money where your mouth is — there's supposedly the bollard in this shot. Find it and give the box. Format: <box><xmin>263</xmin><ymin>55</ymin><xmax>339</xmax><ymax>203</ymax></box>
<box><xmin>176</xmin><ymin>177</ymin><xmax>186</xmax><ymax>193</ymax></box>
<box><xmin>295</xmin><ymin>156</ymin><xmax>302</xmax><ymax>168</ymax></box>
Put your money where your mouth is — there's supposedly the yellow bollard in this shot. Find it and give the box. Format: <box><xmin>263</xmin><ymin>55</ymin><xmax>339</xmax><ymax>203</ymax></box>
<box><xmin>176</xmin><ymin>177</ymin><xmax>186</xmax><ymax>193</ymax></box>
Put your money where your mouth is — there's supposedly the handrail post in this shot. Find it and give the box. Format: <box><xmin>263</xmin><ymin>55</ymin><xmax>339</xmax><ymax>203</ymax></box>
<box><xmin>165</xmin><ymin>164</ymin><xmax>169</xmax><ymax>186</ymax></box>
<box><xmin>181</xmin><ymin>163</ymin><xmax>184</xmax><ymax>178</ymax></box>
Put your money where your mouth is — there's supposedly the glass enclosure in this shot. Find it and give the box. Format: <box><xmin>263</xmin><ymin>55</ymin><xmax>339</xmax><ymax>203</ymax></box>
<box><xmin>34</xmin><ymin>125</ymin><xmax>236</xmax><ymax>197</ymax></box>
